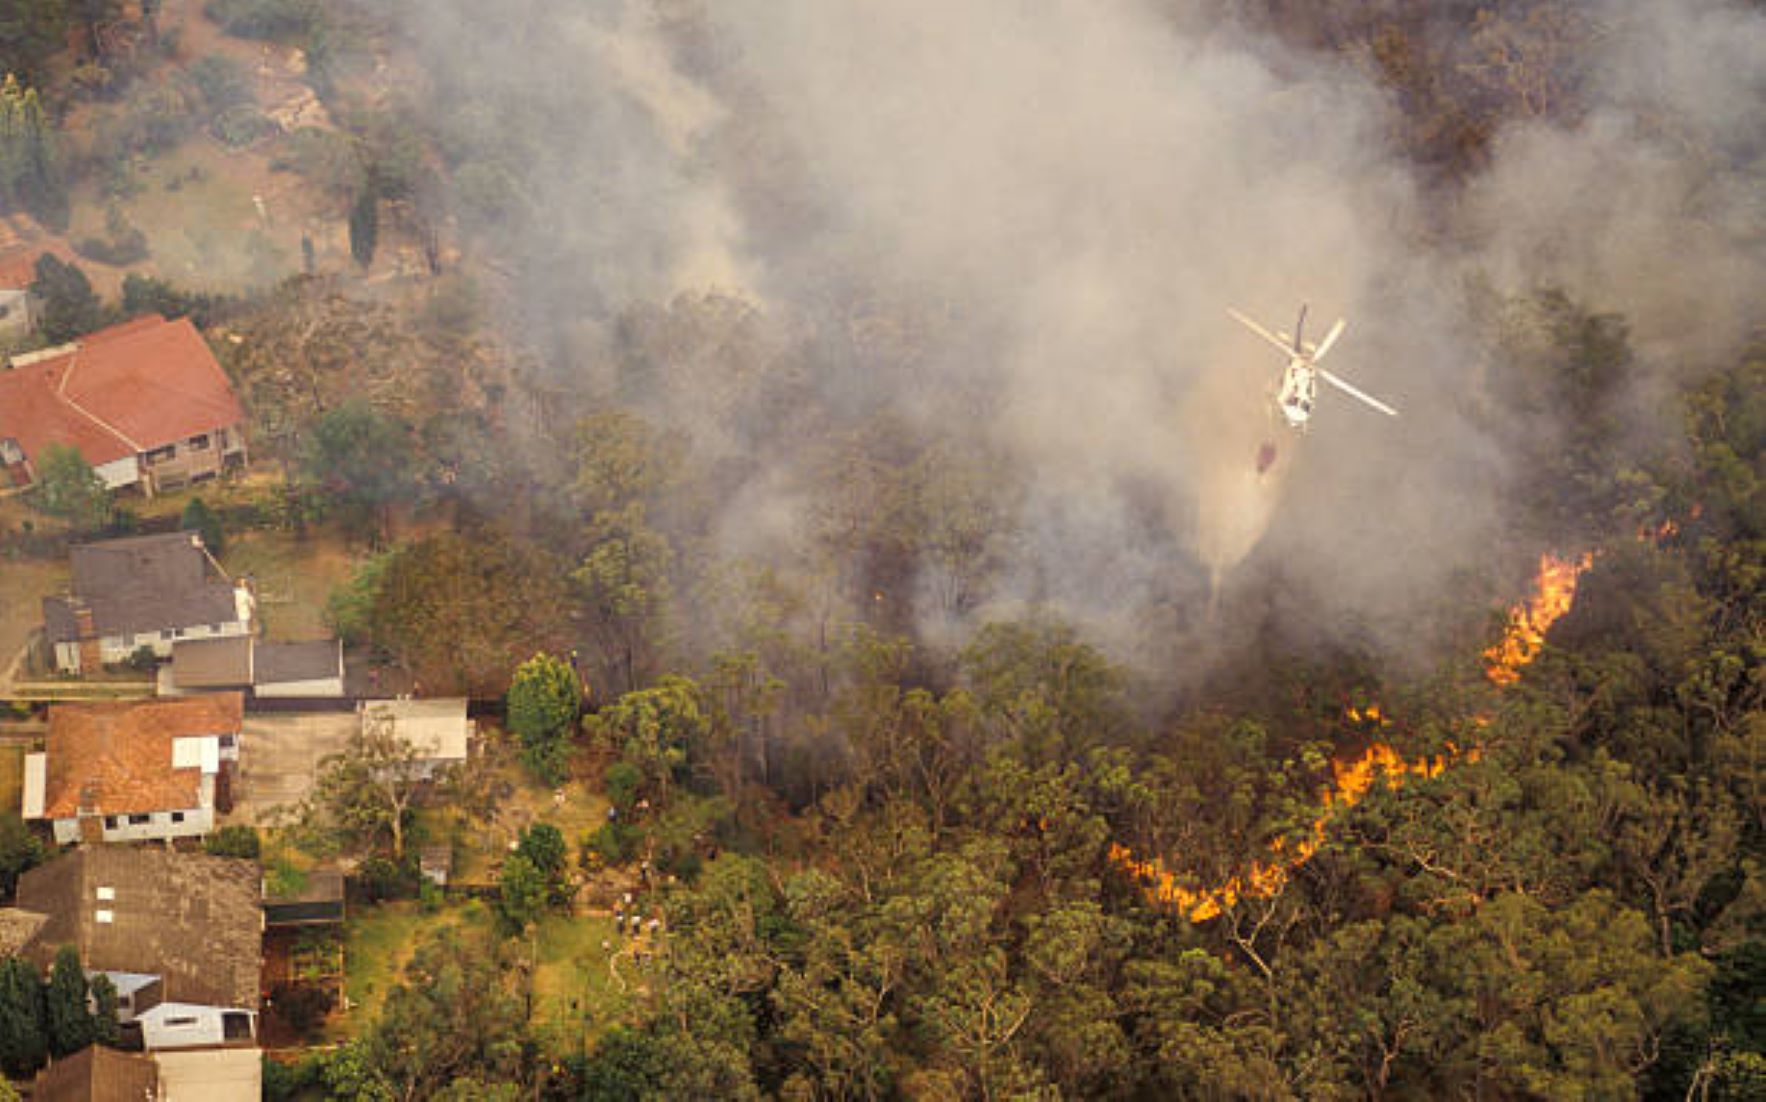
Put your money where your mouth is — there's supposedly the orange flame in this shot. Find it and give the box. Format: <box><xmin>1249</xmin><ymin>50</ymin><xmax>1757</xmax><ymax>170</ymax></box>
<box><xmin>1110</xmin><ymin>740</ymin><xmax>1475</xmax><ymax>922</ymax></box>
<box><xmin>1345</xmin><ymin>703</ymin><xmax>1389</xmax><ymax>727</ymax></box>
<box><xmin>1117</xmin><ymin>551</ymin><xmax>1584</xmax><ymax>921</ymax></box>
<box><xmin>1482</xmin><ymin>552</ymin><xmax>1594</xmax><ymax>686</ymax></box>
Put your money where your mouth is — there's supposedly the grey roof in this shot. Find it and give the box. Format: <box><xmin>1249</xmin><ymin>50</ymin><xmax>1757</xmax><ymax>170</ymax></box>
<box><xmin>255</xmin><ymin>639</ymin><xmax>342</xmax><ymax>685</ymax></box>
<box><xmin>16</xmin><ymin>846</ymin><xmax>261</xmax><ymax>1008</ymax></box>
<box><xmin>46</xmin><ymin>532</ymin><xmax>240</xmax><ymax>645</ymax></box>
<box><xmin>31</xmin><ymin>1044</ymin><xmax>160</xmax><ymax>1102</ymax></box>
<box><xmin>172</xmin><ymin>635</ymin><xmax>254</xmax><ymax>688</ymax></box>
<box><xmin>42</xmin><ymin>595</ymin><xmax>76</xmax><ymax>645</ymax></box>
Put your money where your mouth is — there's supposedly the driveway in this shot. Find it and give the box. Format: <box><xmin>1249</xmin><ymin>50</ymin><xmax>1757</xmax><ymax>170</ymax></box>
<box><xmin>231</xmin><ymin>711</ymin><xmax>358</xmax><ymax>824</ymax></box>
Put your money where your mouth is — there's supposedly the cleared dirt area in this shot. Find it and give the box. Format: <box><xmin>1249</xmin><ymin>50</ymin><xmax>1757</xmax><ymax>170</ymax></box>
<box><xmin>0</xmin><ymin>556</ymin><xmax>67</xmax><ymax>677</ymax></box>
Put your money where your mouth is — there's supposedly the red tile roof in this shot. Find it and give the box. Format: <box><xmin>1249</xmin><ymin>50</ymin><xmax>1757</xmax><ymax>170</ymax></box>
<box><xmin>0</xmin><ymin>245</ymin><xmax>45</xmax><ymax>289</ymax></box>
<box><xmin>0</xmin><ymin>315</ymin><xmax>245</xmax><ymax>468</ymax></box>
<box><xmin>41</xmin><ymin>694</ymin><xmax>244</xmax><ymax>819</ymax></box>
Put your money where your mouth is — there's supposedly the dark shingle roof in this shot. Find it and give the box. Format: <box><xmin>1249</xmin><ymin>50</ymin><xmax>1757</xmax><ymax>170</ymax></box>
<box><xmin>31</xmin><ymin>1044</ymin><xmax>160</xmax><ymax>1102</ymax></box>
<box><xmin>255</xmin><ymin>639</ymin><xmax>342</xmax><ymax>685</ymax></box>
<box><xmin>0</xmin><ymin>907</ymin><xmax>47</xmax><ymax>955</ymax></box>
<box><xmin>16</xmin><ymin>846</ymin><xmax>261</xmax><ymax>1008</ymax></box>
<box><xmin>172</xmin><ymin>635</ymin><xmax>254</xmax><ymax>688</ymax></box>
<box><xmin>45</xmin><ymin>532</ymin><xmax>241</xmax><ymax>644</ymax></box>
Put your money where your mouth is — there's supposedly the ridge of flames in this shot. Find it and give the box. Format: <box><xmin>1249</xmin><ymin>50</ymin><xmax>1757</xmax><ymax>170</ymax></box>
<box><xmin>1114</xmin><ymin>551</ymin><xmax>1592</xmax><ymax>922</ymax></box>
<box><xmin>1482</xmin><ymin>552</ymin><xmax>1596</xmax><ymax>686</ymax></box>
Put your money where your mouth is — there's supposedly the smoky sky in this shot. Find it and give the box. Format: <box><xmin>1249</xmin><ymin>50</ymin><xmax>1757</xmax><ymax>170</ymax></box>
<box><xmin>397</xmin><ymin>0</ymin><xmax>1766</xmax><ymax>674</ymax></box>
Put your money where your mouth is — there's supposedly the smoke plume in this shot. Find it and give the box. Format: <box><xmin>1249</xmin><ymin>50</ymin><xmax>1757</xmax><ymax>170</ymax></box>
<box><xmin>396</xmin><ymin>0</ymin><xmax>1766</xmax><ymax>674</ymax></box>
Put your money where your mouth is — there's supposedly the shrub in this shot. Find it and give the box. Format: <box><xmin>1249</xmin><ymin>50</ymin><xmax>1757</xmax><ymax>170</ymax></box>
<box><xmin>263</xmin><ymin>1053</ymin><xmax>322</xmax><ymax>1102</ymax></box>
<box><xmin>73</xmin><ymin>228</ymin><xmax>148</xmax><ymax>266</ymax></box>
<box><xmin>356</xmin><ymin>855</ymin><xmax>418</xmax><ymax>902</ymax></box>
<box><xmin>212</xmin><ymin>105</ymin><xmax>277</xmax><ymax>148</ymax></box>
<box><xmin>269</xmin><ymin>983</ymin><xmax>334</xmax><ymax>1039</ymax></box>
<box><xmin>603</xmin><ymin>760</ymin><xmax>642</xmax><ymax>811</ymax></box>
<box><xmin>190</xmin><ymin>55</ymin><xmax>252</xmax><ymax>114</ymax></box>
<box><xmin>205</xmin><ymin>0</ymin><xmax>321</xmax><ymax>41</ymax></box>
<box><xmin>205</xmin><ymin>824</ymin><xmax>261</xmax><ymax>858</ymax></box>
<box><xmin>181</xmin><ymin>496</ymin><xmax>225</xmax><ymax>554</ymax></box>
<box><xmin>585</xmin><ymin>821</ymin><xmax>636</xmax><ymax>865</ymax></box>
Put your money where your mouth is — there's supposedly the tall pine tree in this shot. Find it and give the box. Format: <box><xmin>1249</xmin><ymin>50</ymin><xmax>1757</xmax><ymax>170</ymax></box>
<box><xmin>45</xmin><ymin>945</ymin><xmax>95</xmax><ymax>1057</ymax></box>
<box><xmin>0</xmin><ymin>956</ymin><xmax>46</xmax><ymax>1077</ymax></box>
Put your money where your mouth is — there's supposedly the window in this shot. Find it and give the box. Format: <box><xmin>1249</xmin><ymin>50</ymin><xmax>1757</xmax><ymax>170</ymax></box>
<box><xmin>160</xmin><ymin>630</ymin><xmax>173</xmax><ymax>642</ymax></box>
<box><xmin>104</xmin><ymin>816</ymin><xmax>118</xmax><ymax>829</ymax></box>
<box><xmin>220</xmin><ymin>734</ymin><xmax>236</xmax><ymax>750</ymax></box>
<box><xmin>95</xmin><ymin>909</ymin><xmax>113</xmax><ymax>924</ymax></box>
<box><xmin>164</xmin><ymin>1016</ymin><xmax>197</xmax><ymax>1027</ymax></box>
<box><xmin>188</xmin><ymin>433</ymin><xmax>210</xmax><ymax>450</ymax></box>
<box><xmin>96</xmin><ymin>886</ymin><xmax>114</xmax><ymax>901</ymax></box>
<box><xmin>128</xmin><ymin>813</ymin><xmax>151</xmax><ymax>825</ymax></box>
<box><xmin>170</xmin><ymin>811</ymin><xmax>185</xmax><ymax>823</ymax></box>
<box><xmin>145</xmin><ymin>444</ymin><xmax>176</xmax><ymax>464</ymax></box>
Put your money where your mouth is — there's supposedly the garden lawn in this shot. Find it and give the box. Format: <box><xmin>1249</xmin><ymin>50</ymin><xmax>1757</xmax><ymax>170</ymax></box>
<box><xmin>222</xmin><ymin>527</ymin><xmax>359</xmax><ymax>640</ymax></box>
<box><xmin>531</xmin><ymin>910</ymin><xmax>630</xmax><ymax>1040</ymax></box>
<box><xmin>430</xmin><ymin>748</ymin><xmax>612</xmax><ymax>887</ymax></box>
<box><xmin>335</xmin><ymin>900</ymin><xmax>486</xmax><ymax>1035</ymax></box>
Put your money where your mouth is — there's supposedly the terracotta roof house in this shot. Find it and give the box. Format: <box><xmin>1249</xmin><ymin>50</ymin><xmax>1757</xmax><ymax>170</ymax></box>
<box><xmin>42</xmin><ymin>531</ymin><xmax>255</xmax><ymax>674</ymax></box>
<box><xmin>12</xmin><ymin>845</ymin><xmax>262</xmax><ymax>1011</ymax></box>
<box><xmin>165</xmin><ymin>635</ymin><xmax>345</xmax><ymax>698</ymax></box>
<box><xmin>0</xmin><ymin>313</ymin><xmax>248</xmax><ymax>495</ymax></box>
<box><xmin>29</xmin><ymin>1043</ymin><xmax>160</xmax><ymax>1102</ymax></box>
<box><xmin>21</xmin><ymin>694</ymin><xmax>244</xmax><ymax>845</ymax></box>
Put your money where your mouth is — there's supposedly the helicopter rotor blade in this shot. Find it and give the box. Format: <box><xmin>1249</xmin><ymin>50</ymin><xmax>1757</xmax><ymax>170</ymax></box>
<box><xmin>1293</xmin><ymin>305</ymin><xmax>1308</xmax><ymax>354</ymax></box>
<box><xmin>1228</xmin><ymin>309</ymin><xmax>1301</xmax><ymax>360</ymax></box>
<box><xmin>1311</xmin><ymin>318</ymin><xmax>1346</xmax><ymax>362</ymax></box>
<box><xmin>1318</xmin><ymin>368</ymin><xmax>1399</xmax><ymax>417</ymax></box>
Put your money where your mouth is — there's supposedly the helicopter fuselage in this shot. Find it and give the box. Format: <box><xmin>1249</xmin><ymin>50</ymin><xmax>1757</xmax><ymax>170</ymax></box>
<box><xmin>1276</xmin><ymin>358</ymin><xmax>1316</xmax><ymax>427</ymax></box>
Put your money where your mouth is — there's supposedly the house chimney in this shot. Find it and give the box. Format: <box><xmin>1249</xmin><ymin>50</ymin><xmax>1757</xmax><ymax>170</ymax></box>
<box><xmin>72</xmin><ymin>599</ymin><xmax>95</xmax><ymax>640</ymax></box>
<box><xmin>78</xmin><ymin>779</ymin><xmax>100</xmax><ymax>816</ymax></box>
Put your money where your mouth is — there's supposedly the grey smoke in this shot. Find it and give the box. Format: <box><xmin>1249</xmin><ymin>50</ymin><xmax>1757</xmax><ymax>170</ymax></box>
<box><xmin>396</xmin><ymin>0</ymin><xmax>1766</xmax><ymax>673</ymax></box>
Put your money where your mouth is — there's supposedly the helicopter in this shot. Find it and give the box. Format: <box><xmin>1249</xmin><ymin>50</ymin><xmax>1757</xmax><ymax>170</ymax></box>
<box><xmin>1228</xmin><ymin>305</ymin><xmax>1399</xmax><ymax>429</ymax></box>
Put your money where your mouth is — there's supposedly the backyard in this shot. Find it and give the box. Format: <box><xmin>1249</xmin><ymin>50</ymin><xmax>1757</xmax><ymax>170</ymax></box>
<box><xmin>335</xmin><ymin>896</ymin><xmax>639</xmax><ymax>1052</ymax></box>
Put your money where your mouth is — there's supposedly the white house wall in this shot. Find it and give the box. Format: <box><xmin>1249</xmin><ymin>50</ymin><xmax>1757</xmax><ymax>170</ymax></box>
<box><xmin>137</xmin><ymin>1003</ymin><xmax>254</xmax><ymax>1050</ymax></box>
<box><xmin>100</xmin><ymin>619</ymin><xmax>251</xmax><ymax>664</ymax></box>
<box><xmin>255</xmin><ymin>676</ymin><xmax>345</xmax><ymax>698</ymax></box>
<box><xmin>92</xmin><ymin>455</ymin><xmax>141</xmax><ymax>491</ymax></box>
<box><xmin>52</xmin><ymin>807</ymin><xmax>214</xmax><ymax>845</ymax></box>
